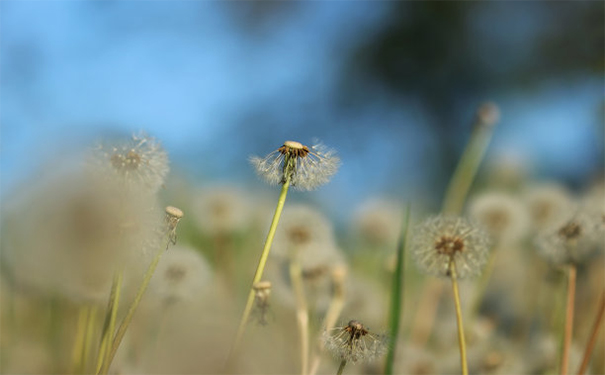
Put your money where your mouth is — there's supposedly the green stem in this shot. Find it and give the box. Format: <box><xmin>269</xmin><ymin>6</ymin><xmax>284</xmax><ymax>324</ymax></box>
<box><xmin>560</xmin><ymin>264</ymin><xmax>576</xmax><ymax>375</ymax></box>
<box><xmin>290</xmin><ymin>261</ymin><xmax>309</xmax><ymax>375</ymax></box>
<box><xmin>384</xmin><ymin>204</ymin><xmax>411</xmax><ymax>375</ymax></box>
<box><xmin>336</xmin><ymin>360</ymin><xmax>347</xmax><ymax>375</ymax></box>
<box><xmin>98</xmin><ymin>235</ymin><xmax>171</xmax><ymax>374</ymax></box>
<box><xmin>227</xmin><ymin>177</ymin><xmax>291</xmax><ymax>363</ymax></box>
<box><xmin>82</xmin><ymin>305</ymin><xmax>98</xmax><ymax>373</ymax></box>
<box><xmin>71</xmin><ymin>306</ymin><xmax>89</xmax><ymax>373</ymax></box>
<box><xmin>450</xmin><ymin>261</ymin><xmax>468</xmax><ymax>375</ymax></box>
<box><xmin>96</xmin><ymin>271</ymin><xmax>123</xmax><ymax>373</ymax></box>
<box><xmin>442</xmin><ymin>118</ymin><xmax>496</xmax><ymax>215</ymax></box>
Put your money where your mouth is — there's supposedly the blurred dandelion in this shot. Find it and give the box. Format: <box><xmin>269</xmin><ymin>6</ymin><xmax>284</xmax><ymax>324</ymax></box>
<box><xmin>323</xmin><ymin>320</ymin><xmax>388</xmax><ymax>365</ymax></box>
<box><xmin>536</xmin><ymin>210</ymin><xmax>601</xmax><ymax>265</ymax></box>
<box><xmin>250</xmin><ymin>140</ymin><xmax>340</xmax><ymax>191</ymax></box>
<box><xmin>468</xmin><ymin>192</ymin><xmax>530</xmax><ymax>245</ymax></box>
<box><xmin>523</xmin><ymin>183</ymin><xmax>574</xmax><ymax>232</ymax></box>
<box><xmin>411</xmin><ymin>215</ymin><xmax>491</xmax><ymax>279</ymax></box>
<box><xmin>91</xmin><ymin>132</ymin><xmax>169</xmax><ymax>194</ymax></box>
<box><xmin>149</xmin><ymin>245</ymin><xmax>212</xmax><ymax>305</ymax></box>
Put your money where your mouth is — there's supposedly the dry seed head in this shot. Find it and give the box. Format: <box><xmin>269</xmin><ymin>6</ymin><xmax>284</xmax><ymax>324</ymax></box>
<box><xmin>249</xmin><ymin>140</ymin><xmax>339</xmax><ymax>191</ymax></box>
<box><xmin>165</xmin><ymin>206</ymin><xmax>184</xmax><ymax>245</ymax></box>
<box><xmin>411</xmin><ymin>215</ymin><xmax>491</xmax><ymax>279</ymax></box>
<box><xmin>475</xmin><ymin>101</ymin><xmax>500</xmax><ymax>128</ymax></box>
<box><xmin>323</xmin><ymin>319</ymin><xmax>388</xmax><ymax>364</ymax></box>
<box><xmin>253</xmin><ymin>281</ymin><xmax>272</xmax><ymax>292</ymax></box>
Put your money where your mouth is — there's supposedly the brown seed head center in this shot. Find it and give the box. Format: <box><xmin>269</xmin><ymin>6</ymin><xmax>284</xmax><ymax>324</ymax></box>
<box><xmin>288</xmin><ymin>226</ymin><xmax>312</xmax><ymax>245</ymax></box>
<box><xmin>558</xmin><ymin>221</ymin><xmax>582</xmax><ymax>240</ymax></box>
<box><xmin>484</xmin><ymin>210</ymin><xmax>509</xmax><ymax>232</ymax></box>
<box><xmin>434</xmin><ymin>236</ymin><xmax>465</xmax><ymax>255</ymax></box>
<box><xmin>279</xmin><ymin>141</ymin><xmax>309</xmax><ymax>158</ymax></box>
<box><xmin>345</xmin><ymin>320</ymin><xmax>369</xmax><ymax>340</ymax></box>
<box><xmin>166</xmin><ymin>266</ymin><xmax>186</xmax><ymax>282</ymax></box>
<box><xmin>110</xmin><ymin>150</ymin><xmax>142</xmax><ymax>172</ymax></box>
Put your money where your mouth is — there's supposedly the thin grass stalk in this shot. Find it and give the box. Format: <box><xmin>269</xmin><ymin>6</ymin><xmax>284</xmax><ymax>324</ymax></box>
<box><xmin>450</xmin><ymin>261</ymin><xmax>468</xmax><ymax>375</ymax></box>
<box><xmin>290</xmin><ymin>261</ymin><xmax>309</xmax><ymax>375</ymax></box>
<box><xmin>577</xmin><ymin>289</ymin><xmax>605</xmax><ymax>375</ymax></box>
<box><xmin>336</xmin><ymin>359</ymin><xmax>347</xmax><ymax>375</ymax></box>
<box><xmin>71</xmin><ymin>306</ymin><xmax>90</xmax><ymax>373</ymax></box>
<box><xmin>227</xmin><ymin>177</ymin><xmax>291</xmax><ymax>363</ymax></box>
<box><xmin>95</xmin><ymin>271</ymin><xmax>123</xmax><ymax>373</ymax></box>
<box><xmin>98</xmin><ymin>235</ymin><xmax>172</xmax><ymax>375</ymax></box>
<box><xmin>82</xmin><ymin>306</ymin><xmax>99</xmax><ymax>373</ymax></box>
<box><xmin>442</xmin><ymin>117</ymin><xmax>496</xmax><ymax>215</ymax></box>
<box><xmin>561</xmin><ymin>264</ymin><xmax>577</xmax><ymax>375</ymax></box>
<box><xmin>384</xmin><ymin>204</ymin><xmax>411</xmax><ymax>375</ymax></box>
<box><xmin>309</xmin><ymin>267</ymin><xmax>346</xmax><ymax>375</ymax></box>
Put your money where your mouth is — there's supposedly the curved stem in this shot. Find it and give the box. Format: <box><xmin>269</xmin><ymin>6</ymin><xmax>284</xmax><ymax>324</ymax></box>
<box><xmin>336</xmin><ymin>360</ymin><xmax>347</xmax><ymax>375</ymax></box>
<box><xmin>450</xmin><ymin>261</ymin><xmax>468</xmax><ymax>375</ymax></box>
<box><xmin>226</xmin><ymin>178</ymin><xmax>291</xmax><ymax>366</ymax></box>
<box><xmin>561</xmin><ymin>264</ymin><xmax>577</xmax><ymax>375</ymax></box>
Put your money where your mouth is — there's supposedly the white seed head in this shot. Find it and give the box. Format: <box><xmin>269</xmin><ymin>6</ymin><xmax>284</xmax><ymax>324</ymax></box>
<box><xmin>149</xmin><ymin>245</ymin><xmax>212</xmax><ymax>304</ymax></box>
<box><xmin>535</xmin><ymin>209</ymin><xmax>601</xmax><ymax>265</ymax></box>
<box><xmin>90</xmin><ymin>132</ymin><xmax>169</xmax><ymax>194</ymax></box>
<box><xmin>410</xmin><ymin>215</ymin><xmax>491</xmax><ymax>279</ymax></box>
<box><xmin>523</xmin><ymin>183</ymin><xmax>574</xmax><ymax>232</ymax></box>
<box><xmin>353</xmin><ymin>199</ymin><xmax>403</xmax><ymax>247</ymax></box>
<box><xmin>468</xmin><ymin>192</ymin><xmax>530</xmax><ymax>245</ymax></box>
<box><xmin>250</xmin><ymin>140</ymin><xmax>340</xmax><ymax>191</ymax></box>
<box><xmin>192</xmin><ymin>186</ymin><xmax>252</xmax><ymax>236</ymax></box>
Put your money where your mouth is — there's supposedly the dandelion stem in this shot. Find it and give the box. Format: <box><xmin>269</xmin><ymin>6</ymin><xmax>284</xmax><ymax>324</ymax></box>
<box><xmin>561</xmin><ymin>264</ymin><xmax>577</xmax><ymax>375</ymax></box>
<box><xmin>336</xmin><ymin>359</ymin><xmax>347</xmax><ymax>375</ymax></box>
<box><xmin>290</xmin><ymin>261</ymin><xmax>309</xmax><ymax>375</ymax></box>
<box><xmin>442</xmin><ymin>111</ymin><xmax>496</xmax><ymax>215</ymax></box>
<box><xmin>384</xmin><ymin>204</ymin><xmax>411</xmax><ymax>375</ymax></box>
<box><xmin>98</xmin><ymin>235</ymin><xmax>171</xmax><ymax>375</ymax></box>
<box><xmin>82</xmin><ymin>305</ymin><xmax>98</xmax><ymax>373</ymax></box>
<box><xmin>309</xmin><ymin>266</ymin><xmax>347</xmax><ymax>375</ymax></box>
<box><xmin>450</xmin><ymin>261</ymin><xmax>468</xmax><ymax>375</ymax></box>
<box><xmin>577</xmin><ymin>289</ymin><xmax>605</xmax><ymax>375</ymax></box>
<box><xmin>71</xmin><ymin>306</ymin><xmax>90</xmax><ymax>373</ymax></box>
<box><xmin>96</xmin><ymin>271</ymin><xmax>123</xmax><ymax>374</ymax></box>
<box><xmin>228</xmin><ymin>177</ymin><xmax>291</xmax><ymax>362</ymax></box>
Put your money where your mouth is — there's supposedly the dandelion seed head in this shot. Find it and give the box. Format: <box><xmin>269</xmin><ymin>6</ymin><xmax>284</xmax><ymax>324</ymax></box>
<box><xmin>353</xmin><ymin>199</ymin><xmax>403</xmax><ymax>248</ymax></box>
<box><xmin>523</xmin><ymin>183</ymin><xmax>574</xmax><ymax>232</ymax></box>
<box><xmin>192</xmin><ymin>186</ymin><xmax>252</xmax><ymax>236</ymax></box>
<box><xmin>150</xmin><ymin>245</ymin><xmax>212</xmax><ymax>304</ymax></box>
<box><xmin>411</xmin><ymin>215</ymin><xmax>491</xmax><ymax>279</ymax></box>
<box><xmin>468</xmin><ymin>192</ymin><xmax>530</xmax><ymax>244</ymax></box>
<box><xmin>475</xmin><ymin>101</ymin><xmax>500</xmax><ymax>127</ymax></box>
<box><xmin>536</xmin><ymin>210</ymin><xmax>601</xmax><ymax>265</ymax></box>
<box><xmin>91</xmin><ymin>132</ymin><xmax>169</xmax><ymax>194</ymax></box>
<box><xmin>250</xmin><ymin>140</ymin><xmax>339</xmax><ymax>191</ymax></box>
<box><xmin>323</xmin><ymin>319</ymin><xmax>388</xmax><ymax>364</ymax></box>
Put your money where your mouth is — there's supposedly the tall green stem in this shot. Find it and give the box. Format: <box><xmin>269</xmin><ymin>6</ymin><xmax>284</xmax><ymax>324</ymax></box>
<box><xmin>450</xmin><ymin>261</ymin><xmax>468</xmax><ymax>375</ymax></box>
<box><xmin>384</xmin><ymin>205</ymin><xmax>411</xmax><ymax>375</ymax></box>
<box><xmin>560</xmin><ymin>264</ymin><xmax>576</xmax><ymax>375</ymax></box>
<box><xmin>98</xmin><ymin>235</ymin><xmax>171</xmax><ymax>374</ymax></box>
<box><xmin>227</xmin><ymin>177</ymin><xmax>291</xmax><ymax>363</ymax></box>
<box><xmin>290</xmin><ymin>261</ymin><xmax>309</xmax><ymax>375</ymax></box>
<box><xmin>336</xmin><ymin>360</ymin><xmax>347</xmax><ymax>375</ymax></box>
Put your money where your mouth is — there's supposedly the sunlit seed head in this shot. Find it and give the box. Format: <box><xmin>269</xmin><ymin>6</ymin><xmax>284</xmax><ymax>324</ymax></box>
<box><xmin>91</xmin><ymin>132</ymin><xmax>169</xmax><ymax>194</ymax></box>
<box><xmin>468</xmin><ymin>192</ymin><xmax>530</xmax><ymax>245</ymax></box>
<box><xmin>249</xmin><ymin>140</ymin><xmax>340</xmax><ymax>191</ymax></box>
<box><xmin>323</xmin><ymin>319</ymin><xmax>388</xmax><ymax>364</ymax></box>
<box><xmin>410</xmin><ymin>215</ymin><xmax>491</xmax><ymax>279</ymax></box>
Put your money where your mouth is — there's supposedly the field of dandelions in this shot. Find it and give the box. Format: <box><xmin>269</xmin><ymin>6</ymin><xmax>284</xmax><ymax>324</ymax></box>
<box><xmin>1</xmin><ymin>104</ymin><xmax>604</xmax><ymax>375</ymax></box>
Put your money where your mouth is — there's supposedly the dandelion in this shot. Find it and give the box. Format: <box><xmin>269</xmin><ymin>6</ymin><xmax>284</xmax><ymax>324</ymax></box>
<box><xmin>323</xmin><ymin>320</ymin><xmax>388</xmax><ymax>366</ymax></box>
<box><xmin>165</xmin><ymin>206</ymin><xmax>184</xmax><ymax>245</ymax></box>
<box><xmin>536</xmin><ymin>210</ymin><xmax>600</xmax><ymax>266</ymax></box>
<box><xmin>250</xmin><ymin>140</ymin><xmax>340</xmax><ymax>191</ymax></box>
<box><xmin>149</xmin><ymin>245</ymin><xmax>212</xmax><ymax>305</ymax></box>
<box><xmin>523</xmin><ymin>183</ymin><xmax>574</xmax><ymax>232</ymax></box>
<box><xmin>353</xmin><ymin>199</ymin><xmax>403</xmax><ymax>248</ymax></box>
<box><xmin>411</xmin><ymin>215</ymin><xmax>491</xmax><ymax>279</ymax></box>
<box><xmin>91</xmin><ymin>132</ymin><xmax>169</xmax><ymax>194</ymax></box>
<box><xmin>192</xmin><ymin>186</ymin><xmax>252</xmax><ymax>237</ymax></box>
<box><xmin>468</xmin><ymin>192</ymin><xmax>530</xmax><ymax>245</ymax></box>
